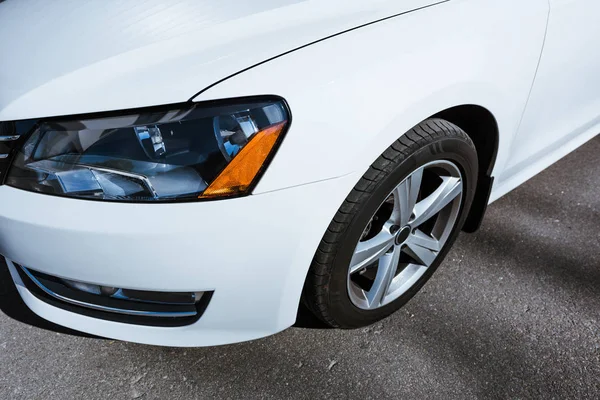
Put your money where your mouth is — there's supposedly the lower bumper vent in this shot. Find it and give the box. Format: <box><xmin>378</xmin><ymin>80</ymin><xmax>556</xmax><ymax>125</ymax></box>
<box><xmin>15</xmin><ymin>264</ymin><xmax>212</xmax><ymax>327</ymax></box>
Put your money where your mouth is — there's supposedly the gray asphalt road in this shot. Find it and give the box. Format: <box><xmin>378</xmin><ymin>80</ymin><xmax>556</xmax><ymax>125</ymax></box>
<box><xmin>1</xmin><ymin>137</ymin><xmax>599</xmax><ymax>400</ymax></box>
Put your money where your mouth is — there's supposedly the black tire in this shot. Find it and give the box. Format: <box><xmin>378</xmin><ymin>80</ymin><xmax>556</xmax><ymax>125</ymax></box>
<box><xmin>302</xmin><ymin>118</ymin><xmax>478</xmax><ymax>328</ymax></box>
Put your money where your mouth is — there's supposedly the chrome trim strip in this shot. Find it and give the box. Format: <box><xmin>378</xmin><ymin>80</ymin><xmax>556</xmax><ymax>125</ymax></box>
<box><xmin>78</xmin><ymin>164</ymin><xmax>159</xmax><ymax>199</ymax></box>
<box><xmin>0</xmin><ymin>135</ymin><xmax>20</xmax><ymax>142</ymax></box>
<box><xmin>19</xmin><ymin>266</ymin><xmax>197</xmax><ymax>318</ymax></box>
<box><xmin>109</xmin><ymin>288</ymin><xmax>201</xmax><ymax>305</ymax></box>
<box><xmin>0</xmin><ymin>154</ymin><xmax>9</xmax><ymax>159</ymax></box>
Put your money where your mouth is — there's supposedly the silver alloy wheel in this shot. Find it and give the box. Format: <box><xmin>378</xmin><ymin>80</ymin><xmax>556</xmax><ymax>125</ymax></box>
<box><xmin>347</xmin><ymin>160</ymin><xmax>463</xmax><ymax>310</ymax></box>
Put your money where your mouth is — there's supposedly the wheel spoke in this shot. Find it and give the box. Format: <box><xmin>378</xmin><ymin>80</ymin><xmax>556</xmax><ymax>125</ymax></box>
<box><xmin>393</xmin><ymin>263</ymin><xmax>428</xmax><ymax>294</ymax></box>
<box><xmin>349</xmin><ymin>223</ymin><xmax>395</xmax><ymax>274</ymax></box>
<box><xmin>406</xmin><ymin>229</ymin><xmax>441</xmax><ymax>252</ymax></box>
<box><xmin>411</xmin><ymin>176</ymin><xmax>462</xmax><ymax>228</ymax></box>
<box><xmin>403</xmin><ymin>239</ymin><xmax>437</xmax><ymax>267</ymax></box>
<box><xmin>367</xmin><ymin>245</ymin><xmax>401</xmax><ymax>308</ymax></box>
<box><xmin>392</xmin><ymin>167</ymin><xmax>423</xmax><ymax>226</ymax></box>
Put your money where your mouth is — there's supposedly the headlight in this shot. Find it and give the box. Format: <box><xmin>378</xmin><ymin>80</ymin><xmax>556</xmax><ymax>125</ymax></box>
<box><xmin>5</xmin><ymin>97</ymin><xmax>289</xmax><ymax>202</ymax></box>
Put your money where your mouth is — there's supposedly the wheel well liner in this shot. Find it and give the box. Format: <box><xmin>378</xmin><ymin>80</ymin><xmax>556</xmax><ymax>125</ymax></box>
<box><xmin>433</xmin><ymin>105</ymin><xmax>499</xmax><ymax>232</ymax></box>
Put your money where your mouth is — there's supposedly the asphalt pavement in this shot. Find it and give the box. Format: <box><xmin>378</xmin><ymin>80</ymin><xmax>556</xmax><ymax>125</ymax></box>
<box><xmin>1</xmin><ymin>137</ymin><xmax>599</xmax><ymax>399</ymax></box>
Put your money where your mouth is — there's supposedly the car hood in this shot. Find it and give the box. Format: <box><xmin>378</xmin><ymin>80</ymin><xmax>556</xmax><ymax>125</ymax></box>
<box><xmin>0</xmin><ymin>0</ymin><xmax>445</xmax><ymax>120</ymax></box>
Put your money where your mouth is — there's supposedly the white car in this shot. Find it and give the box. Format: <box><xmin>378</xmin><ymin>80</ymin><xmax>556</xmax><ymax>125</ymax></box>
<box><xmin>0</xmin><ymin>0</ymin><xmax>597</xmax><ymax>347</ymax></box>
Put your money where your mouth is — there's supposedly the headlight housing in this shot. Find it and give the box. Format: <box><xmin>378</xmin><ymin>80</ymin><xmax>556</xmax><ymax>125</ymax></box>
<box><xmin>4</xmin><ymin>97</ymin><xmax>290</xmax><ymax>202</ymax></box>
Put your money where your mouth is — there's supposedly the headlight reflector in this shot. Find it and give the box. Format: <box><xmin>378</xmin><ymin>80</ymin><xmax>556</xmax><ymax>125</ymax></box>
<box><xmin>6</xmin><ymin>98</ymin><xmax>289</xmax><ymax>202</ymax></box>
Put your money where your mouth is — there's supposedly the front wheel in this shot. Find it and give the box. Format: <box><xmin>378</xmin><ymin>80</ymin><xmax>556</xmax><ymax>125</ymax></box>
<box><xmin>302</xmin><ymin>119</ymin><xmax>478</xmax><ymax>328</ymax></box>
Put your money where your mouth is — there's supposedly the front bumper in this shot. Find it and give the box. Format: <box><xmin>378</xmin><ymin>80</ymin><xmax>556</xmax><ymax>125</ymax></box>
<box><xmin>0</xmin><ymin>174</ymin><xmax>356</xmax><ymax>346</ymax></box>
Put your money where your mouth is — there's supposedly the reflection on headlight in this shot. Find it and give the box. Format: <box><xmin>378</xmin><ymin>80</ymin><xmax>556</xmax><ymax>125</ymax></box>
<box><xmin>5</xmin><ymin>98</ymin><xmax>289</xmax><ymax>202</ymax></box>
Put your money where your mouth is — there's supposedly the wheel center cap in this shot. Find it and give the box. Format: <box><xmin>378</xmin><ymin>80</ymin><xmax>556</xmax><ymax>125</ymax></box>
<box><xmin>395</xmin><ymin>226</ymin><xmax>411</xmax><ymax>245</ymax></box>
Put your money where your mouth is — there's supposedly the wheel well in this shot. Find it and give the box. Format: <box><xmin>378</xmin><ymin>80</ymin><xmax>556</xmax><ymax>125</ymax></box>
<box><xmin>433</xmin><ymin>105</ymin><xmax>499</xmax><ymax>176</ymax></box>
<box><xmin>432</xmin><ymin>105</ymin><xmax>499</xmax><ymax>232</ymax></box>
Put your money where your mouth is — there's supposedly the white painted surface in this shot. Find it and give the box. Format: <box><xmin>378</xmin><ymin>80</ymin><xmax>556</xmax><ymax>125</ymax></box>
<box><xmin>0</xmin><ymin>174</ymin><xmax>359</xmax><ymax>346</ymax></box>
<box><xmin>196</xmin><ymin>0</ymin><xmax>550</xmax><ymax>194</ymax></box>
<box><xmin>494</xmin><ymin>0</ymin><xmax>600</xmax><ymax>199</ymax></box>
<box><xmin>0</xmin><ymin>0</ymin><xmax>598</xmax><ymax>346</ymax></box>
<box><xmin>0</xmin><ymin>0</ymin><xmax>443</xmax><ymax>120</ymax></box>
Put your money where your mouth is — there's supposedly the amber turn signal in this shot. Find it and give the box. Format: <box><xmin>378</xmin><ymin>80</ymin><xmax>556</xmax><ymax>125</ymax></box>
<box><xmin>200</xmin><ymin>121</ymin><xmax>287</xmax><ymax>198</ymax></box>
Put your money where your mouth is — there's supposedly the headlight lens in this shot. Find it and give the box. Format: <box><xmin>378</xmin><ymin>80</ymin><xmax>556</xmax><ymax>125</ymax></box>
<box><xmin>6</xmin><ymin>98</ymin><xmax>289</xmax><ymax>202</ymax></box>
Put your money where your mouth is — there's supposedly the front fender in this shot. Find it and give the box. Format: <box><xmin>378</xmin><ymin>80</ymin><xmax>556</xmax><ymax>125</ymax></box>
<box><xmin>194</xmin><ymin>0</ymin><xmax>549</xmax><ymax>194</ymax></box>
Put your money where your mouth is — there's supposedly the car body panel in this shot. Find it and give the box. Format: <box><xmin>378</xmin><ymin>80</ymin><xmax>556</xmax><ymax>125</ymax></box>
<box><xmin>494</xmin><ymin>0</ymin><xmax>600</xmax><ymax>201</ymax></box>
<box><xmin>194</xmin><ymin>0</ymin><xmax>550</xmax><ymax>196</ymax></box>
<box><xmin>0</xmin><ymin>173</ymin><xmax>359</xmax><ymax>346</ymax></box>
<box><xmin>0</xmin><ymin>0</ymin><xmax>445</xmax><ymax>120</ymax></box>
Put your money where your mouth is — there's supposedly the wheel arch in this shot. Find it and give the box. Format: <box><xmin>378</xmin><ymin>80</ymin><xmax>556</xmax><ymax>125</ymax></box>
<box><xmin>432</xmin><ymin>104</ymin><xmax>499</xmax><ymax>232</ymax></box>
